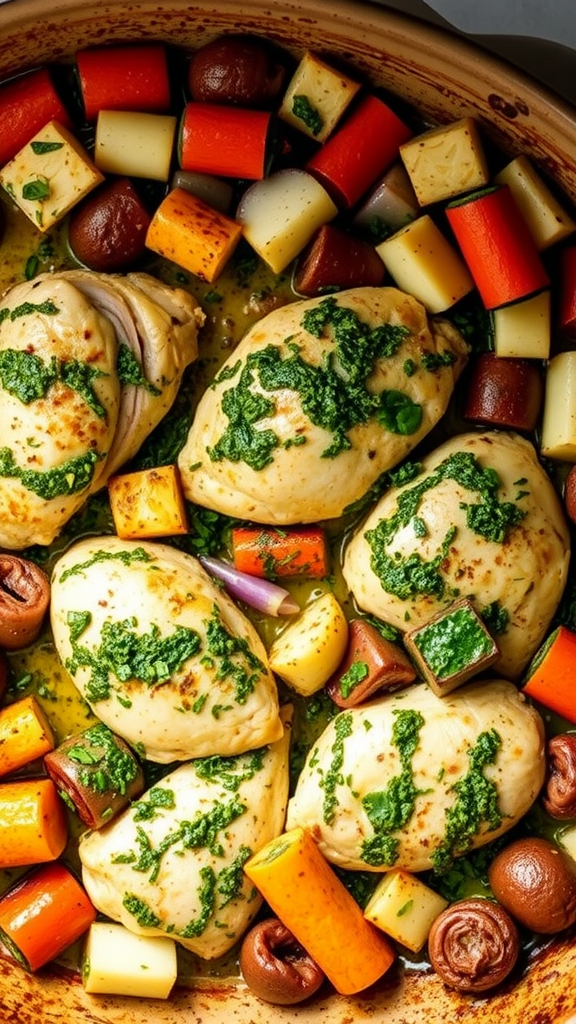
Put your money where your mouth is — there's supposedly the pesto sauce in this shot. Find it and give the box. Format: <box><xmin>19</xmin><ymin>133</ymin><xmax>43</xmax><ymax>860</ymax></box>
<box><xmin>366</xmin><ymin>449</ymin><xmax>526</xmax><ymax>600</ymax></box>
<box><xmin>361</xmin><ymin>708</ymin><xmax>427</xmax><ymax>867</ymax></box>
<box><xmin>58</xmin><ymin>545</ymin><xmax>153</xmax><ymax>583</ymax></box>
<box><xmin>64</xmin><ymin>612</ymin><xmax>202</xmax><ymax>703</ymax></box>
<box><xmin>339</xmin><ymin>660</ymin><xmax>369</xmax><ymax>699</ymax></box>
<box><xmin>0</xmin><ymin>445</ymin><xmax>103</xmax><ymax>498</ymax></box>
<box><xmin>66</xmin><ymin>721</ymin><xmax>140</xmax><ymax>795</ymax></box>
<box><xmin>319</xmin><ymin>711</ymin><xmax>353</xmax><ymax>824</ymax></box>
<box><xmin>117</xmin><ymin>342</ymin><xmax>162</xmax><ymax>396</ymax></box>
<box><xmin>413</xmin><ymin>607</ymin><xmax>494</xmax><ymax>678</ymax></box>
<box><xmin>0</xmin><ymin>348</ymin><xmax>109</xmax><ymax>417</ymax></box>
<box><xmin>0</xmin><ymin>298</ymin><xmax>59</xmax><ymax>323</ymax></box>
<box><xmin>193</xmin><ymin>748</ymin><xmax>266</xmax><ymax>792</ymax></box>
<box><xmin>204</xmin><ymin>605</ymin><xmax>265</xmax><ymax>705</ymax></box>
<box><xmin>292</xmin><ymin>94</ymin><xmax>324</xmax><ymax>136</ymax></box>
<box><xmin>207</xmin><ymin>296</ymin><xmax>417</xmax><ymax>471</ymax></box>
<box><xmin>432</xmin><ymin>728</ymin><xmax>502</xmax><ymax>874</ymax></box>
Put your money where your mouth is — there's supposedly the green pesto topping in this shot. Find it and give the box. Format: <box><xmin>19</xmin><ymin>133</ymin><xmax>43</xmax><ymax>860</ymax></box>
<box><xmin>207</xmin><ymin>296</ymin><xmax>413</xmax><ymax>471</ymax></box>
<box><xmin>0</xmin><ymin>299</ymin><xmax>58</xmax><ymax>325</ymax></box>
<box><xmin>193</xmin><ymin>748</ymin><xmax>266</xmax><ymax>792</ymax></box>
<box><xmin>59</xmin><ymin>545</ymin><xmax>153</xmax><ymax>583</ymax></box>
<box><xmin>180</xmin><ymin>867</ymin><xmax>217</xmax><ymax>938</ymax></box>
<box><xmin>480</xmin><ymin>600</ymin><xmax>510</xmax><ymax>637</ymax></box>
<box><xmin>117</xmin><ymin>343</ymin><xmax>162</xmax><ymax>396</ymax></box>
<box><xmin>361</xmin><ymin>708</ymin><xmax>427</xmax><ymax>867</ymax></box>
<box><xmin>421</xmin><ymin>350</ymin><xmax>457</xmax><ymax>372</ymax></box>
<box><xmin>0</xmin><ymin>445</ymin><xmax>103</xmax><ymax>498</ymax></box>
<box><xmin>113</xmin><ymin>795</ymin><xmax>247</xmax><ymax>882</ymax></box>
<box><xmin>320</xmin><ymin>711</ymin><xmax>353</xmax><ymax>824</ymax></box>
<box><xmin>216</xmin><ymin>845</ymin><xmax>252</xmax><ymax>908</ymax></box>
<box><xmin>203</xmin><ymin>605</ymin><xmax>265</xmax><ymax>705</ymax></box>
<box><xmin>132</xmin><ymin>787</ymin><xmax>176</xmax><ymax>821</ymax></box>
<box><xmin>413</xmin><ymin>607</ymin><xmax>494</xmax><ymax>679</ymax></box>
<box><xmin>432</xmin><ymin>729</ymin><xmax>502</xmax><ymax>874</ymax></box>
<box><xmin>366</xmin><ymin>450</ymin><xmax>526</xmax><ymax>600</ymax></box>
<box><xmin>123</xmin><ymin>893</ymin><xmax>161</xmax><ymax>929</ymax></box>
<box><xmin>65</xmin><ymin>721</ymin><xmax>140</xmax><ymax>796</ymax></box>
<box><xmin>339</xmin><ymin>661</ymin><xmax>369</xmax><ymax>699</ymax></box>
<box><xmin>292</xmin><ymin>94</ymin><xmax>324</xmax><ymax>136</ymax></box>
<box><xmin>64</xmin><ymin>611</ymin><xmax>202</xmax><ymax>703</ymax></box>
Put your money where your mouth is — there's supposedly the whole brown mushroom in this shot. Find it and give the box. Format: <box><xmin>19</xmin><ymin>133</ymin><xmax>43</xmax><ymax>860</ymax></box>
<box><xmin>0</xmin><ymin>555</ymin><xmax>50</xmax><ymax>650</ymax></box>
<box><xmin>488</xmin><ymin>836</ymin><xmax>576</xmax><ymax>933</ymax></box>
<box><xmin>68</xmin><ymin>177</ymin><xmax>151</xmax><ymax>273</ymax></box>
<box><xmin>187</xmin><ymin>36</ymin><xmax>286</xmax><ymax>107</ymax></box>
<box><xmin>239</xmin><ymin>918</ymin><xmax>324</xmax><ymax>1005</ymax></box>
<box><xmin>542</xmin><ymin>734</ymin><xmax>576</xmax><ymax>819</ymax></box>
<box><xmin>427</xmin><ymin>897</ymin><xmax>520</xmax><ymax>993</ymax></box>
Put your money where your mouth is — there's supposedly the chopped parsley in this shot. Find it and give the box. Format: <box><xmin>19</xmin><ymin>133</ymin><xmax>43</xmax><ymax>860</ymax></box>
<box><xmin>0</xmin><ymin>445</ymin><xmax>103</xmax><ymax>498</ymax></box>
<box><xmin>116</xmin><ymin>343</ymin><xmax>162</xmax><ymax>396</ymax></box>
<box><xmin>65</xmin><ymin>721</ymin><xmax>141</xmax><ymax>797</ymax></box>
<box><xmin>0</xmin><ymin>347</ymin><xmax>107</xmax><ymax>416</ymax></box>
<box><xmin>203</xmin><ymin>605</ymin><xmax>265</xmax><ymax>705</ymax></box>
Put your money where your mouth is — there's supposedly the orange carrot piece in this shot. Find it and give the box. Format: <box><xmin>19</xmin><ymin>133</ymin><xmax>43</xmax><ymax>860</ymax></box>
<box><xmin>0</xmin><ymin>695</ymin><xmax>55</xmax><ymax>778</ymax></box>
<box><xmin>0</xmin><ymin>778</ymin><xmax>67</xmax><ymax>868</ymax></box>
<box><xmin>0</xmin><ymin>862</ymin><xmax>96</xmax><ymax>971</ymax></box>
<box><xmin>232</xmin><ymin>525</ymin><xmax>328</xmax><ymax>579</ymax></box>
<box><xmin>77</xmin><ymin>44</ymin><xmax>171</xmax><ymax>121</ymax></box>
<box><xmin>244</xmin><ymin>826</ymin><xmax>395</xmax><ymax>994</ymax></box>
<box><xmin>145</xmin><ymin>186</ymin><xmax>242</xmax><ymax>283</ymax></box>
<box><xmin>445</xmin><ymin>184</ymin><xmax>550</xmax><ymax>309</ymax></box>
<box><xmin>522</xmin><ymin>625</ymin><xmax>576</xmax><ymax>723</ymax></box>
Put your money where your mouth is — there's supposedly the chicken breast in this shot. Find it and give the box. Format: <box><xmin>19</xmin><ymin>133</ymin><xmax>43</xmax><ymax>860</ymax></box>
<box><xmin>79</xmin><ymin>709</ymin><xmax>291</xmax><ymax>958</ymax></box>
<box><xmin>286</xmin><ymin>679</ymin><xmax>545</xmax><ymax>873</ymax></box>
<box><xmin>178</xmin><ymin>286</ymin><xmax>468</xmax><ymax>523</ymax></box>
<box><xmin>0</xmin><ymin>276</ymin><xmax>120</xmax><ymax>549</ymax></box>
<box><xmin>0</xmin><ymin>271</ymin><xmax>203</xmax><ymax>549</ymax></box>
<box><xmin>50</xmin><ymin>536</ymin><xmax>283</xmax><ymax>762</ymax></box>
<box><xmin>343</xmin><ymin>431</ymin><xmax>570</xmax><ymax>678</ymax></box>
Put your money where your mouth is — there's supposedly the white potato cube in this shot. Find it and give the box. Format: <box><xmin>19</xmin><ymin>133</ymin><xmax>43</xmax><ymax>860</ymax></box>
<box><xmin>364</xmin><ymin>869</ymin><xmax>448</xmax><ymax>952</ymax></box>
<box><xmin>268</xmin><ymin>591</ymin><xmax>348</xmax><ymax>696</ymax></box>
<box><xmin>236</xmin><ymin>168</ymin><xmax>338</xmax><ymax>274</ymax></box>
<box><xmin>399</xmin><ymin>117</ymin><xmax>489</xmax><ymax>206</ymax></box>
<box><xmin>540</xmin><ymin>350</ymin><xmax>576</xmax><ymax>461</ymax></box>
<box><xmin>559</xmin><ymin>826</ymin><xmax>576</xmax><ymax>863</ymax></box>
<box><xmin>95</xmin><ymin>110</ymin><xmax>177</xmax><ymax>181</ymax></box>
<box><xmin>278</xmin><ymin>51</ymin><xmax>360</xmax><ymax>142</ymax></box>
<box><xmin>495</xmin><ymin>155</ymin><xmax>576</xmax><ymax>250</ymax></box>
<box><xmin>493</xmin><ymin>290</ymin><xmax>550</xmax><ymax>359</ymax></box>
<box><xmin>376</xmin><ymin>214</ymin><xmax>473</xmax><ymax>313</ymax></box>
<box><xmin>0</xmin><ymin>119</ymin><xmax>104</xmax><ymax>231</ymax></box>
<box><xmin>108</xmin><ymin>465</ymin><xmax>189</xmax><ymax>540</ymax></box>
<box><xmin>82</xmin><ymin>921</ymin><xmax>177</xmax><ymax>998</ymax></box>
<box><xmin>354</xmin><ymin>162</ymin><xmax>420</xmax><ymax>238</ymax></box>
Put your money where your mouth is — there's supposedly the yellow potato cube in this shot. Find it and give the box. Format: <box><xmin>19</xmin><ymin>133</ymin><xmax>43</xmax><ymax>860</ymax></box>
<box><xmin>278</xmin><ymin>51</ymin><xmax>360</xmax><ymax>142</ymax></box>
<box><xmin>95</xmin><ymin>110</ymin><xmax>177</xmax><ymax>181</ymax></box>
<box><xmin>364</xmin><ymin>868</ymin><xmax>448</xmax><ymax>952</ymax></box>
<box><xmin>493</xmin><ymin>290</ymin><xmax>551</xmax><ymax>359</ymax></box>
<box><xmin>495</xmin><ymin>155</ymin><xmax>576</xmax><ymax>251</ymax></box>
<box><xmin>268</xmin><ymin>591</ymin><xmax>348</xmax><ymax>696</ymax></box>
<box><xmin>399</xmin><ymin>117</ymin><xmax>489</xmax><ymax>206</ymax></box>
<box><xmin>108</xmin><ymin>465</ymin><xmax>189</xmax><ymax>540</ymax></box>
<box><xmin>559</xmin><ymin>826</ymin><xmax>576</xmax><ymax>863</ymax></box>
<box><xmin>376</xmin><ymin>214</ymin><xmax>473</xmax><ymax>313</ymax></box>
<box><xmin>540</xmin><ymin>351</ymin><xmax>576</xmax><ymax>461</ymax></box>
<box><xmin>82</xmin><ymin>921</ymin><xmax>177</xmax><ymax>998</ymax></box>
<box><xmin>0</xmin><ymin>119</ymin><xmax>103</xmax><ymax>231</ymax></box>
<box><xmin>236</xmin><ymin>168</ymin><xmax>338</xmax><ymax>274</ymax></box>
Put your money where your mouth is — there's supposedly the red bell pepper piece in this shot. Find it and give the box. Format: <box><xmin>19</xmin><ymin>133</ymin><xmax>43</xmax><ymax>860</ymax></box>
<box><xmin>179</xmin><ymin>102</ymin><xmax>272</xmax><ymax>180</ymax></box>
<box><xmin>305</xmin><ymin>93</ymin><xmax>412</xmax><ymax>208</ymax></box>
<box><xmin>445</xmin><ymin>185</ymin><xmax>550</xmax><ymax>309</ymax></box>
<box><xmin>558</xmin><ymin>245</ymin><xmax>576</xmax><ymax>339</ymax></box>
<box><xmin>0</xmin><ymin>67</ymin><xmax>71</xmax><ymax>166</ymax></box>
<box><xmin>76</xmin><ymin>44</ymin><xmax>171</xmax><ymax>121</ymax></box>
<box><xmin>0</xmin><ymin>862</ymin><xmax>96</xmax><ymax>971</ymax></box>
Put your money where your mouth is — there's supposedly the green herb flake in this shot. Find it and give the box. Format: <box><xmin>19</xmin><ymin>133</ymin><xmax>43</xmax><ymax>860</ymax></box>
<box><xmin>30</xmin><ymin>140</ymin><xmax>64</xmax><ymax>154</ymax></box>
<box><xmin>292</xmin><ymin>93</ymin><xmax>324</xmax><ymax>136</ymax></box>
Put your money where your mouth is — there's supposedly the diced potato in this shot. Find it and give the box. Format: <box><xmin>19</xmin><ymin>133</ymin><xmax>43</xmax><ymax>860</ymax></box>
<box><xmin>376</xmin><ymin>214</ymin><xmax>474</xmax><ymax>313</ymax></box>
<box><xmin>146</xmin><ymin>187</ymin><xmax>242</xmax><ymax>282</ymax></box>
<box><xmin>108</xmin><ymin>465</ymin><xmax>189</xmax><ymax>539</ymax></box>
<box><xmin>495</xmin><ymin>155</ymin><xmax>576</xmax><ymax>250</ymax></box>
<box><xmin>493</xmin><ymin>289</ymin><xmax>551</xmax><ymax>359</ymax></box>
<box><xmin>399</xmin><ymin>117</ymin><xmax>489</xmax><ymax>206</ymax></box>
<box><xmin>236</xmin><ymin>168</ymin><xmax>338</xmax><ymax>274</ymax></box>
<box><xmin>278</xmin><ymin>51</ymin><xmax>360</xmax><ymax>142</ymax></box>
<box><xmin>0</xmin><ymin>119</ymin><xmax>103</xmax><ymax>231</ymax></box>
<box><xmin>354</xmin><ymin>162</ymin><xmax>420</xmax><ymax>239</ymax></box>
<box><xmin>363</xmin><ymin>868</ymin><xmax>448</xmax><ymax>952</ymax></box>
<box><xmin>540</xmin><ymin>351</ymin><xmax>576</xmax><ymax>461</ymax></box>
<box><xmin>82</xmin><ymin>921</ymin><xmax>177</xmax><ymax>998</ymax></box>
<box><xmin>95</xmin><ymin>110</ymin><xmax>177</xmax><ymax>181</ymax></box>
<box><xmin>268</xmin><ymin>591</ymin><xmax>348</xmax><ymax>696</ymax></box>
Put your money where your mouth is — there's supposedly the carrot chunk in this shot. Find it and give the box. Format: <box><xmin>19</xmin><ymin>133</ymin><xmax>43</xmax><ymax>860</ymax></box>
<box><xmin>232</xmin><ymin>525</ymin><xmax>328</xmax><ymax>579</ymax></box>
